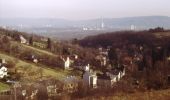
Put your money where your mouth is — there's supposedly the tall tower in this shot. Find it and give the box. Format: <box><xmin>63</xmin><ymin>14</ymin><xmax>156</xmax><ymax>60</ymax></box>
<box><xmin>101</xmin><ymin>17</ymin><xmax>105</xmax><ymax>29</ymax></box>
<box><xmin>130</xmin><ymin>25</ymin><xmax>135</xmax><ymax>30</ymax></box>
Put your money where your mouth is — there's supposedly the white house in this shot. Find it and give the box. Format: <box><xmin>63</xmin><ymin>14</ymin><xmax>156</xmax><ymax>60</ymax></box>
<box><xmin>73</xmin><ymin>54</ymin><xmax>78</xmax><ymax>60</ymax></box>
<box><xmin>83</xmin><ymin>70</ymin><xmax>97</xmax><ymax>88</ymax></box>
<box><xmin>0</xmin><ymin>59</ymin><xmax>6</xmax><ymax>64</ymax></box>
<box><xmin>102</xmin><ymin>57</ymin><xmax>107</xmax><ymax>66</ymax></box>
<box><xmin>20</xmin><ymin>35</ymin><xmax>27</xmax><ymax>44</ymax></box>
<box><xmin>31</xmin><ymin>55</ymin><xmax>38</xmax><ymax>63</ymax></box>
<box><xmin>74</xmin><ymin>62</ymin><xmax>90</xmax><ymax>71</ymax></box>
<box><xmin>95</xmin><ymin>55</ymin><xmax>107</xmax><ymax>66</ymax></box>
<box><xmin>62</xmin><ymin>57</ymin><xmax>70</xmax><ymax>69</ymax></box>
<box><xmin>109</xmin><ymin>67</ymin><xmax>125</xmax><ymax>81</ymax></box>
<box><xmin>97</xmin><ymin>67</ymin><xmax>125</xmax><ymax>88</ymax></box>
<box><xmin>33</xmin><ymin>59</ymin><xmax>38</xmax><ymax>63</ymax></box>
<box><xmin>84</xmin><ymin>64</ymin><xmax>90</xmax><ymax>71</ymax></box>
<box><xmin>97</xmin><ymin>74</ymin><xmax>117</xmax><ymax>88</ymax></box>
<box><xmin>0</xmin><ymin>66</ymin><xmax>8</xmax><ymax>78</ymax></box>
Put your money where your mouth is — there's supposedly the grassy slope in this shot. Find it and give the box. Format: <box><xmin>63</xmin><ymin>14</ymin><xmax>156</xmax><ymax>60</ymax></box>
<box><xmin>0</xmin><ymin>82</ymin><xmax>10</xmax><ymax>92</ymax></box>
<box><xmin>0</xmin><ymin>52</ymin><xmax>69</xmax><ymax>80</ymax></box>
<box><xmin>12</xmin><ymin>41</ymin><xmax>57</xmax><ymax>57</ymax></box>
<box><xmin>22</xmin><ymin>44</ymin><xmax>57</xmax><ymax>57</ymax></box>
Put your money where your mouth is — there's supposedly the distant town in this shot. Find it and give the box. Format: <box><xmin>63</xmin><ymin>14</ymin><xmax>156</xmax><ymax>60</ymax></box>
<box><xmin>1</xmin><ymin>16</ymin><xmax>170</xmax><ymax>40</ymax></box>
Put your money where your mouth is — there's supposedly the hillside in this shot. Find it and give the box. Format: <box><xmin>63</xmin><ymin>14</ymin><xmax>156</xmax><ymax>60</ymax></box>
<box><xmin>0</xmin><ymin>28</ymin><xmax>170</xmax><ymax>99</ymax></box>
<box><xmin>1</xmin><ymin>16</ymin><xmax>170</xmax><ymax>29</ymax></box>
<box><xmin>12</xmin><ymin>41</ymin><xmax>58</xmax><ymax>57</ymax></box>
<box><xmin>0</xmin><ymin>52</ymin><xmax>69</xmax><ymax>81</ymax></box>
<box><xmin>79</xmin><ymin>29</ymin><xmax>170</xmax><ymax>48</ymax></box>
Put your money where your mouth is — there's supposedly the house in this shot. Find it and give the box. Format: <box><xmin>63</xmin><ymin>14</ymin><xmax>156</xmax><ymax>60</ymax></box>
<box><xmin>74</xmin><ymin>61</ymin><xmax>90</xmax><ymax>71</ymax></box>
<box><xmin>31</xmin><ymin>55</ymin><xmax>38</xmax><ymax>63</ymax></box>
<box><xmin>73</xmin><ymin>54</ymin><xmax>78</xmax><ymax>60</ymax></box>
<box><xmin>33</xmin><ymin>59</ymin><xmax>38</xmax><ymax>63</ymax></box>
<box><xmin>84</xmin><ymin>64</ymin><xmax>90</xmax><ymax>71</ymax></box>
<box><xmin>62</xmin><ymin>76</ymin><xmax>78</xmax><ymax>93</ymax></box>
<box><xmin>0</xmin><ymin>66</ymin><xmax>8</xmax><ymax>78</ymax></box>
<box><xmin>20</xmin><ymin>35</ymin><xmax>27</xmax><ymax>44</ymax></box>
<box><xmin>97</xmin><ymin>71</ymin><xmax>119</xmax><ymax>88</ymax></box>
<box><xmin>83</xmin><ymin>70</ymin><xmax>97</xmax><ymax>88</ymax></box>
<box><xmin>97</xmin><ymin>74</ymin><xmax>117</xmax><ymax>88</ymax></box>
<box><xmin>0</xmin><ymin>59</ymin><xmax>6</xmax><ymax>64</ymax></box>
<box><xmin>98</xmin><ymin>48</ymin><xmax>109</xmax><ymax>56</ymax></box>
<box><xmin>97</xmin><ymin>67</ymin><xmax>125</xmax><ymax>88</ymax></box>
<box><xmin>47</xmin><ymin>85</ymin><xmax>57</xmax><ymax>95</ymax></box>
<box><xmin>60</xmin><ymin>56</ymin><xmax>71</xmax><ymax>70</ymax></box>
<box><xmin>46</xmin><ymin>84</ymin><xmax>63</xmax><ymax>96</ymax></box>
<box><xmin>64</xmin><ymin>57</ymin><xmax>70</xmax><ymax>69</ymax></box>
<box><xmin>113</xmin><ymin>65</ymin><xmax>125</xmax><ymax>79</ymax></box>
<box><xmin>44</xmin><ymin>79</ymin><xmax>63</xmax><ymax>96</ymax></box>
<box><xmin>95</xmin><ymin>55</ymin><xmax>107</xmax><ymax>66</ymax></box>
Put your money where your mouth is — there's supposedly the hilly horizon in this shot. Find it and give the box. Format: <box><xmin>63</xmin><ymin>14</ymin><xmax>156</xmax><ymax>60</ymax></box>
<box><xmin>1</xmin><ymin>16</ymin><xmax>170</xmax><ymax>29</ymax></box>
<box><xmin>1</xmin><ymin>16</ymin><xmax>170</xmax><ymax>40</ymax></box>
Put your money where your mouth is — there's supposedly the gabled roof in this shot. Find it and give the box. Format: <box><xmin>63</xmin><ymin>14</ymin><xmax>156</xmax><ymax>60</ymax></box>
<box><xmin>97</xmin><ymin>73</ymin><xmax>111</xmax><ymax>80</ymax></box>
<box><xmin>97</xmin><ymin>73</ymin><xmax>117</xmax><ymax>80</ymax></box>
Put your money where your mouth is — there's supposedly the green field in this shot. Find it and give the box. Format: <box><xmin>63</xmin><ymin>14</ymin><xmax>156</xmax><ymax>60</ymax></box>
<box><xmin>0</xmin><ymin>52</ymin><xmax>69</xmax><ymax>81</ymax></box>
<box><xmin>0</xmin><ymin>82</ymin><xmax>10</xmax><ymax>92</ymax></box>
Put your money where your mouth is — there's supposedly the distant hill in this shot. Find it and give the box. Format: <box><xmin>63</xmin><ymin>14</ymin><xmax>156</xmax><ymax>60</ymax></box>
<box><xmin>1</xmin><ymin>16</ymin><xmax>170</xmax><ymax>40</ymax></box>
<box><xmin>1</xmin><ymin>16</ymin><xmax>170</xmax><ymax>29</ymax></box>
<box><xmin>78</xmin><ymin>30</ymin><xmax>170</xmax><ymax>48</ymax></box>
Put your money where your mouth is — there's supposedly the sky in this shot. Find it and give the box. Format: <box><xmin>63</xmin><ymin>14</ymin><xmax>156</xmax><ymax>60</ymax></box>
<box><xmin>0</xmin><ymin>0</ymin><xmax>170</xmax><ymax>20</ymax></box>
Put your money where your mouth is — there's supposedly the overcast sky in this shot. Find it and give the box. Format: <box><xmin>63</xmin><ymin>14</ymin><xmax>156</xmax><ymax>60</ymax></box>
<box><xmin>0</xmin><ymin>0</ymin><xmax>170</xmax><ymax>20</ymax></box>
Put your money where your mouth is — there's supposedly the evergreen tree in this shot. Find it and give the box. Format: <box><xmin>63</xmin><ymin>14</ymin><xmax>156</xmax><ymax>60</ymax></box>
<box><xmin>29</xmin><ymin>36</ymin><xmax>33</xmax><ymax>45</ymax></box>
<box><xmin>47</xmin><ymin>38</ymin><xmax>52</xmax><ymax>49</ymax></box>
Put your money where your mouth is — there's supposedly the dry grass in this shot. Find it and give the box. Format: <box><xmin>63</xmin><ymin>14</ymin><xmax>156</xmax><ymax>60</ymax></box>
<box><xmin>12</xmin><ymin>41</ymin><xmax>57</xmax><ymax>57</ymax></box>
<box><xmin>79</xmin><ymin>89</ymin><xmax>170</xmax><ymax>100</ymax></box>
<box><xmin>153</xmin><ymin>32</ymin><xmax>170</xmax><ymax>39</ymax></box>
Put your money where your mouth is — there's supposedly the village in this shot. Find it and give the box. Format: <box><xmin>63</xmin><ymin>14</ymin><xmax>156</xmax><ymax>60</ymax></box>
<box><xmin>0</xmin><ymin>28</ymin><xmax>170</xmax><ymax>100</ymax></box>
<box><xmin>0</xmin><ymin>34</ymin><xmax>127</xmax><ymax>99</ymax></box>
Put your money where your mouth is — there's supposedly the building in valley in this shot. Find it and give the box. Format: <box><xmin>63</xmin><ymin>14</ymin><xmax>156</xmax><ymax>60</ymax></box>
<box><xmin>83</xmin><ymin>70</ymin><xmax>97</xmax><ymax>88</ymax></box>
